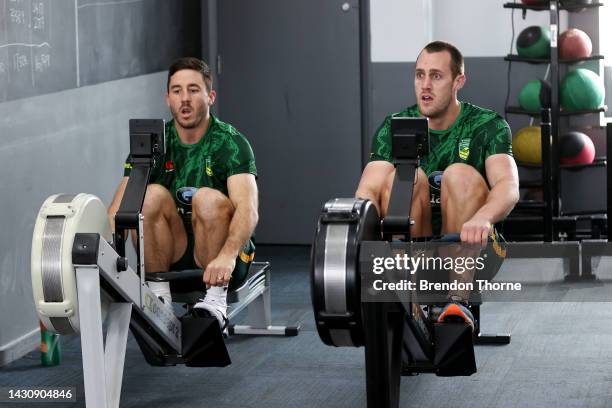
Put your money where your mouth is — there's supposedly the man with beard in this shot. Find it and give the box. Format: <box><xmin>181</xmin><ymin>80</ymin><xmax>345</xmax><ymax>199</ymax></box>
<box><xmin>108</xmin><ymin>57</ymin><xmax>258</xmax><ymax>329</ymax></box>
<box><xmin>356</xmin><ymin>41</ymin><xmax>519</xmax><ymax>328</ymax></box>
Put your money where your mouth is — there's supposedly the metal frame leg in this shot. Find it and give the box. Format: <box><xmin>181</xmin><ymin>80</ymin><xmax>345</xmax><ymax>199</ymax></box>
<box><xmin>471</xmin><ymin>303</ymin><xmax>511</xmax><ymax>345</ymax></box>
<box><xmin>76</xmin><ymin>267</ymin><xmax>132</xmax><ymax>408</ymax></box>
<box><xmin>362</xmin><ymin>302</ymin><xmax>404</xmax><ymax>408</ymax></box>
<box><xmin>104</xmin><ymin>303</ymin><xmax>132</xmax><ymax>408</ymax></box>
<box><xmin>228</xmin><ymin>270</ymin><xmax>299</xmax><ymax>336</ymax></box>
<box><xmin>246</xmin><ymin>284</ymin><xmax>273</xmax><ymax>328</ymax></box>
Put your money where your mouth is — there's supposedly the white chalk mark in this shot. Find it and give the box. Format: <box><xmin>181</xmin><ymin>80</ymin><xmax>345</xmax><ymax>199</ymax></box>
<box><xmin>75</xmin><ymin>0</ymin><xmax>80</xmax><ymax>87</ymax></box>
<box><xmin>77</xmin><ymin>0</ymin><xmax>142</xmax><ymax>9</ymax></box>
<box><xmin>0</xmin><ymin>42</ymin><xmax>51</xmax><ymax>49</ymax></box>
<box><xmin>29</xmin><ymin>3</ymin><xmax>34</xmax><ymax>86</ymax></box>
<box><xmin>3</xmin><ymin>0</ymin><xmax>10</xmax><ymax>86</ymax></box>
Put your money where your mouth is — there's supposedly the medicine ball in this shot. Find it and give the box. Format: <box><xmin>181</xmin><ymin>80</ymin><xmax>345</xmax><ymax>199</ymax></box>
<box><xmin>560</xmin><ymin>68</ymin><xmax>604</xmax><ymax>111</ymax></box>
<box><xmin>513</xmin><ymin>126</ymin><xmax>541</xmax><ymax>164</ymax></box>
<box><xmin>517</xmin><ymin>26</ymin><xmax>550</xmax><ymax>58</ymax></box>
<box><xmin>559</xmin><ymin>131</ymin><xmax>595</xmax><ymax>165</ymax></box>
<box><xmin>559</xmin><ymin>28</ymin><xmax>592</xmax><ymax>59</ymax></box>
<box><xmin>518</xmin><ymin>79</ymin><xmax>551</xmax><ymax>112</ymax></box>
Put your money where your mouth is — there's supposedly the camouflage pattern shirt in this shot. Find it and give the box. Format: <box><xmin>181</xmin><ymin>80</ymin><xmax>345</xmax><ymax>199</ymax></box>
<box><xmin>124</xmin><ymin>115</ymin><xmax>257</xmax><ymax>216</ymax></box>
<box><xmin>369</xmin><ymin>102</ymin><xmax>512</xmax><ymax>175</ymax></box>
<box><xmin>369</xmin><ymin>102</ymin><xmax>512</xmax><ymax>233</ymax></box>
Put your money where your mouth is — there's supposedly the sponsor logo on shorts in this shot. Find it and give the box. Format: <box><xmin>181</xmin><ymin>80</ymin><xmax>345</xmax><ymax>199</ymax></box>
<box><xmin>428</xmin><ymin>171</ymin><xmax>443</xmax><ymax>205</ymax></box>
<box><xmin>176</xmin><ymin>187</ymin><xmax>197</xmax><ymax>206</ymax></box>
<box><xmin>239</xmin><ymin>251</ymin><xmax>255</xmax><ymax>264</ymax></box>
<box><xmin>428</xmin><ymin>171</ymin><xmax>443</xmax><ymax>191</ymax></box>
<box><xmin>491</xmin><ymin>229</ymin><xmax>507</xmax><ymax>258</ymax></box>
<box><xmin>428</xmin><ymin>171</ymin><xmax>444</xmax><ymax>204</ymax></box>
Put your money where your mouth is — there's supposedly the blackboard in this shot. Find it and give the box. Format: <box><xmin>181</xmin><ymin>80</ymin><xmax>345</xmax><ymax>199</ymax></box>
<box><xmin>0</xmin><ymin>0</ymin><xmax>201</xmax><ymax>103</ymax></box>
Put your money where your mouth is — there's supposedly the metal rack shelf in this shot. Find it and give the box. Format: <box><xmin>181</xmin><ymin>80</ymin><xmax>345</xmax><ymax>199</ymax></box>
<box><xmin>503</xmin><ymin>2</ymin><xmax>603</xmax><ymax>11</ymax></box>
<box><xmin>506</xmin><ymin>106</ymin><xmax>607</xmax><ymax>116</ymax></box>
<box><xmin>503</xmin><ymin>0</ymin><xmax>607</xmax><ymax>241</ymax></box>
<box><xmin>504</xmin><ymin>54</ymin><xmax>604</xmax><ymax>64</ymax></box>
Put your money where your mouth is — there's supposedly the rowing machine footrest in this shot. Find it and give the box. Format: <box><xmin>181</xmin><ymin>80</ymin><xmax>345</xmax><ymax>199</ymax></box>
<box><xmin>434</xmin><ymin>323</ymin><xmax>476</xmax><ymax>376</ymax></box>
<box><xmin>131</xmin><ymin>314</ymin><xmax>231</xmax><ymax>367</ymax></box>
<box><xmin>182</xmin><ymin>315</ymin><xmax>231</xmax><ymax>367</ymax></box>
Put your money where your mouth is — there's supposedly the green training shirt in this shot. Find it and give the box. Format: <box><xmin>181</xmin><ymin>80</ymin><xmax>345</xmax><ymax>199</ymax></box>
<box><xmin>369</xmin><ymin>102</ymin><xmax>512</xmax><ymax>234</ymax></box>
<box><xmin>369</xmin><ymin>102</ymin><xmax>512</xmax><ymax>175</ymax></box>
<box><xmin>124</xmin><ymin>115</ymin><xmax>257</xmax><ymax>216</ymax></box>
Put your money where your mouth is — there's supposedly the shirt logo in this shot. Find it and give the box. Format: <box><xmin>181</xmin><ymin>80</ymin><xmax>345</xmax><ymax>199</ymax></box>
<box><xmin>165</xmin><ymin>160</ymin><xmax>175</xmax><ymax>173</ymax></box>
<box><xmin>458</xmin><ymin>139</ymin><xmax>471</xmax><ymax>160</ymax></box>
<box><xmin>205</xmin><ymin>157</ymin><xmax>213</xmax><ymax>176</ymax></box>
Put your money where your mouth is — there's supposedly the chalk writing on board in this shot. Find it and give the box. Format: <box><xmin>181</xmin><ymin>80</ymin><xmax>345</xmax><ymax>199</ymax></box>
<box><xmin>0</xmin><ymin>0</ymin><xmax>197</xmax><ymax>102</ymax></box>
<box><xmin>1</xmin><ymin>0</ymin><xmax>53</xmax><ymax>89</ymax></box>
<box><xmin>77</xmin><ymin>0</ymin><xmax>142</xmax><ymax>10</ymax></box>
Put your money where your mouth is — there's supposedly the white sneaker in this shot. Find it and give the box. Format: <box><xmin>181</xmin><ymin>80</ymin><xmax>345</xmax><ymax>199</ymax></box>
<box><xmin>147</xmin><ymin>281</ymin><xmax>173</xmax><ymax>310</ymax></box>
<box><xmin>193</xmin><ymin>286</ymin><xmax>228</xmax><ymax>329</ymax></box>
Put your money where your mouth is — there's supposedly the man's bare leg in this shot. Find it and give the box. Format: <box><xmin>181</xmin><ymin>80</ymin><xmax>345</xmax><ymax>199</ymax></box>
<box><xmin>131</xmin><ymin>184</ymin><xmax>187</xmax><ymax>273</ymax></box>
<box><xmin>191</xmin><ymin>187</ymin><xmax>235</xmax><ymax>269</ymax></box>
<box><xmin>191</xmin><ymin>187</ymin><xmax>235</xmax><ymax>327</ymax></box>
<box><xmin>439</xmin><ymin>163</ymin><xmax>489</xmax><ymax>309</ymax></box>
<box><xmin>441</xmin><ymin>163</ymin><xmax>488</xmax><ymax>235</ymax></box>
<box><xmin>129</xmin><ymin>184</ymin><xmax>187</xmax><ymax>306</ymax></box>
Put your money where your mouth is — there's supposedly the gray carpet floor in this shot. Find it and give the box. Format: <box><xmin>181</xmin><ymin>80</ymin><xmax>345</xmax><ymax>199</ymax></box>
<box><xmin>2</xmin><ymin>245</ymin><xmax>612</xmax><ymax>408</ymax></box>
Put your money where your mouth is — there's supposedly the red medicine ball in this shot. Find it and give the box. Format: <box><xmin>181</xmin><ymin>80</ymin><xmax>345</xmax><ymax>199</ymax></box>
<box><xmin>559</xmin><ymin>131</ymin><xmax>595</xmax><ymax>165</ymax></box>
<box><xmin>559</xmin><ymin>28</ymin><xmax>592</xmax><ymax>59</ymax></box>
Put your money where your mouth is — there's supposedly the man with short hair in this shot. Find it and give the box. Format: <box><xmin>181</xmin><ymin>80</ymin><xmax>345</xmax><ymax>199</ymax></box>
<box><xmin>356</xmin><ymin>41</ymin><xmax>519</xmax><ymax>328</ymax></box>
<box><xmin>108</xmin><ymin>57</ymin><xmax>258</xmax><ymax>329</ymax></box>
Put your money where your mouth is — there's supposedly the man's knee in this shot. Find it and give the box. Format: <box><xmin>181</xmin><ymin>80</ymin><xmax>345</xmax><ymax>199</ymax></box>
<box><xmin>192</xmin><ymin>187</ymin><xmax>234</xmax><ymax>222</ymax></box>
<box><xmin>413</xmin><ymin>168</ymin><xmax>429</xmax><ymax>201</ymax></box>
<box><xmin>142</xmin><ymin>184</ymin><xmax>174</xmax><ymax>217</ymax></box>
<box><xmin>441</xmin><ymin>164</ymin><xmax>488</xmax><ymax>201</ymax></box>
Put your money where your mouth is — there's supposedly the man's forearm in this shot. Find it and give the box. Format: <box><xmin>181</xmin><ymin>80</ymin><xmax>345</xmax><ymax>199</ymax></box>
<box><xmin>218</xmin><ymin>204</ymin><xmax>258</xmax><ymax>260</ymax></box>
<box><xmin>474</xmin><ymin>180</ymin><xmax>519</xmax><ymax>224</ymax></box>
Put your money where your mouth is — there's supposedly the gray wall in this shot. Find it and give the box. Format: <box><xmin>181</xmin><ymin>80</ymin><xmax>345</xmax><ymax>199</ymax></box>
<box><xmin>369</xmin><ymin>58</ymin><xmax>549</xmax><ymax>146</ymax></box>
<box><xmin>0</xmin><ymin>72</ymin><xmax>169</xmax><ymax>365</ymax></box>
<box><xmin>215</xmin><ymin>0</ymin><xmax>362</xmax><ymax>245</ymax></box>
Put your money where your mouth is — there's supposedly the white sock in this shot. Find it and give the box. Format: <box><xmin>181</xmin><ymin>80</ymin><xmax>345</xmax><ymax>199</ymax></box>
<box><xmin>147</xmin><ymin>281</ymin><xmax>172</xmax><ymax>306</ymax></box>
<box><xmin>204</xmin><ymin>286</ymin><xmax>228</xmax><ymax>304</ymax></box>
<box><xmin>194</xmin><ymin>286</ymin><xmax>228</xmax><ymax>328</ymax></box>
